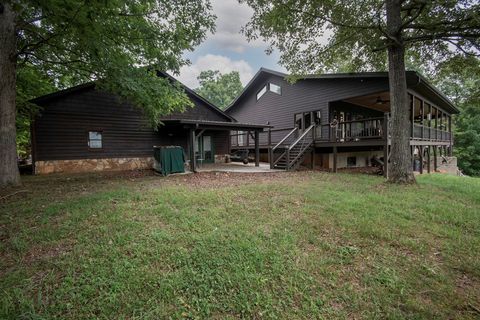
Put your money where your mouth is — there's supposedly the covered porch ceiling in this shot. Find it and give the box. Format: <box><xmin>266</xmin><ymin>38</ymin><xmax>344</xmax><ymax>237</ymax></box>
<box><xmin>343</xmin><ymin>91</ymin><xmax>390</xmax><ymax>113</ymax></box>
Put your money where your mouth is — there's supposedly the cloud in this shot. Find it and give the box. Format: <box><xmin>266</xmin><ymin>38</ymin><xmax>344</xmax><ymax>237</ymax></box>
<box><xmin>209</xmin><ymin>0</ymin><xmax>265</xmax><ymax>53</ymax></box>
<box><xmin>177</xmin><ymin>54</ymin><xmax>254</xmax><ymax>89</ymax></box>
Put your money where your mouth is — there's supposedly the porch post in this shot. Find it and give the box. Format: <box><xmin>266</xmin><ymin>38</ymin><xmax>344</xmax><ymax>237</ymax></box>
<box><xmin>383</xmin><ymin>113</ymin><xmax>389</xmax><ymax>178</ymax></box>
<box><xmin>421</xmin><ymin>99</ymin><xmax>425</xmax><ymax>139</ymax></box>
<box><xmin>427</xmin><ymin>146</ymin><xmax>431</xmax><ymax>173</ymax></box>
<box><xmin>411</xmin><ymin>146</ymin><xmax>415</xmax><ymax>172</ymax></box>
<box><xmin>267</xmin><ymin>128</ymin><xmax>272</xmax><ymax>166</ymax></box>
<box><xmin>448</xmin><ymin>116</ymin><xmax>453</xmax><ymax>156</ymax></box>
<box><xmin>419</xmin><ymin>146</ymin><xmax>424</xmax><ymax>174</ymax></box>
<box><xmin>411</xmin><ymin>95</ymin><xmax>415</xmax><ymax>138</ymax></box>
<box><xmin>311</xmin><ymin>148</ymin><xmax>315</xmax><ymax>170</ymax></box>
<box><xmin>433</xmin><ymin>146</ymin><xmax>438</xmax><ymax>172</ymax></box>
<box><xmin>189</xmin><ymin>128</ymin><xmax>196</xmax><ymax>173</ymax></box>
<box><xmin>254</xmin><ymin>130</ymin><xmax>260</xmax><ymax>167</ymax></box>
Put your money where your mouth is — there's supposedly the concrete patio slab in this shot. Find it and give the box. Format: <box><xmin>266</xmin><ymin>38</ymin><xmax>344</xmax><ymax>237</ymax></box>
<box><xmin>196</xmin><ymin>162</ymin><xmax>279</xmax><ymax>173</ymax></box>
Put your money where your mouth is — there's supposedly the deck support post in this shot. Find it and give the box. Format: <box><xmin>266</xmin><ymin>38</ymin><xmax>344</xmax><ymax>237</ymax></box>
<box><xmin>427</xmin><ymin>146</ymin><xmax>431</xmax><ymax>173</ymax></box>
<box><xmin>449</xmin><ymin>116</ymin><xmax>453</xmax><ymax>156</ymax></box>
<box><xmin>419</xmin><ymin>146</ymin><xmax>424</xmax><ymax>174</ymax></box>
<box><xmin>189</xmin><ymin>128</ymin><xmax>197</xmax><ymax>173</ymax></box>
<box><xmin>383</xmin><ymin>113</ymin><xmax>389</xmax><ymax>179</ymax></box>
<box><xmin>267</xmin><ymin>128</ymin><xmax>272</xmax><ymax>166</ymax></box>
<box><xmin>311</xmin><ymin>148</ymin><xmax>315</xmax><ymax>170</ymax></box>
<box><xmin>433</xmin><ymin>146</ymin><xmax>438</xmax><ymax>172</ymax></box>
<box><xmin>411</xmin><ymin>146</ymin><xmax>415</xmax><ymax>172</ymax></box>
<box><xmin>254</xmin><ymin>130</ymin><xmax>260</xmax><ymax>167</ymax></box>
<box><xmin>333</xmin><ymin>145</ymin><xmax>338</xmax><ymax>173</ymax></box>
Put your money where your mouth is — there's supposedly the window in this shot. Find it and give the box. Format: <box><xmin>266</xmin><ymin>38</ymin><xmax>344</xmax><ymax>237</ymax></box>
<box><xmin>256</xmin><ymin>85</ymin><xmax>267</xmax><ymax>100</ymax></box>
<box><xmin>88</xmin><ymin>131</ymin><xmax>102</xmax><ymax>149</ymax></box>
<box><xmin>347</xmin><ymin>156</ymin><xmax>357</xmax><ymax>167</ymax></box>
<box><xmin>269</xmin><ymin>83</ymin><xmax>281</xmax><ymax>95</ymax></box>
<box><xmin>294</xmin><ymin>110</ymin><xmax>322</xmax><ymax>132</ymax></box>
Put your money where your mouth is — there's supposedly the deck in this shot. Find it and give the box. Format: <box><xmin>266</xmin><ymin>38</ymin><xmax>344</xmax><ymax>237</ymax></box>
<box><xmin>231</xmin><ymin>115</ymin><xmax>453</xmax><ymax>150</ymax></box>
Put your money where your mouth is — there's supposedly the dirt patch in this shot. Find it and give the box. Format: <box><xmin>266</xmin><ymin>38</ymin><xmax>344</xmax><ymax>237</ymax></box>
<box><xmin>23</xmin><ymin>239</ymin><xmax>76</xmax><ymax>264</ymax></box>
<box><xmin>147</xmin><ymin>170</ymin><xmax>304</xmax><ymax>190</ymax></box>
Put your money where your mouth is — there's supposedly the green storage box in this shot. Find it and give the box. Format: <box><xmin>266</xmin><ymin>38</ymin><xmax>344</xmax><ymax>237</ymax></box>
<box><xmin>153</xmin><ymin>146</ymin><xmax>185</xmax><ymax>176</ymax></box>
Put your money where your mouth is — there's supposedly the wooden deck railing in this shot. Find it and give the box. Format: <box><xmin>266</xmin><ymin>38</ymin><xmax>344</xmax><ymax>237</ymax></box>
<box><xmin>230</xmin><ymin>117</ymin><xmax>452</xmax><ymax>148</ymax></box>
<box><xmin>412</xmin><ymin>123</ymin><xmax>451</xmax><ymax>141</ymax></box>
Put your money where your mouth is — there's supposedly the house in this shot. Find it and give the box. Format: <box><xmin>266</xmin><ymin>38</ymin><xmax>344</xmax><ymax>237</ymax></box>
<box><xmin>30</xmin><ymin>72</ymin><xmax>269</xmax><ymax>174</ymax></box>
<box><xmin>226</xmin><ymin>68</ymin><xmax>459</xmax><ymax>175</ymax></box>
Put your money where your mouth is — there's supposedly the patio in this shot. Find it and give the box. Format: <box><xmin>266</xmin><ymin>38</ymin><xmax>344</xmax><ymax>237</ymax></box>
<box><xmin>196</xmin><ymin>161</ymin><xmax>277</xmax><ymax>173</ymax></box>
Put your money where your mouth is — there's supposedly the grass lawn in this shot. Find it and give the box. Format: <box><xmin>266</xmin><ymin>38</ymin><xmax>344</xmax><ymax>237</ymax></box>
<box><xmin>1</xmin><ymin>171</ymin><xmax>479</xmax><ymax>319</ymax></box>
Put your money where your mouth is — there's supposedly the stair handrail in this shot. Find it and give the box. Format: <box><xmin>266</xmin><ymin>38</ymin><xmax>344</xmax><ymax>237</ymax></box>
<box><xmin>272</xmin><ymin>127</ymin><xmax>298</xmax><ymax>151</ymax></box>
<box><xmin>285</xmin><ymin>124</ymin><xmax>315</xmax><ymax>170</ymax></box>
<box><xmin>288</xmin><ymin>124</ymin><xmax>315</xmax><ymax>151</ymax></box>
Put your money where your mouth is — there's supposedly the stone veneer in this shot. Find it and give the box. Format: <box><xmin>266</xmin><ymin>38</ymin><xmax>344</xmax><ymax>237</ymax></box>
<box><xmin>214</xmin><ymin>154</ymin><xmax>227</xmax><ymax>163</ymax></box>
<box><xmin>35</xmin><ymin>157</ymin><xmax>154</xmax><ymax>175</ymax></box>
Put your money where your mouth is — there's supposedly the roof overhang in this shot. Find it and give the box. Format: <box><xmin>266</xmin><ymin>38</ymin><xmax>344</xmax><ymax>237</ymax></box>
<box><xmin>162</xmin><ymin>119</ymin><xmax>272</xmax><ymax>131</ymax></box>
<box><xmin>226</xmin><ymin>68</ymin><xmax>459</xmax><ymax>115</ymax></box>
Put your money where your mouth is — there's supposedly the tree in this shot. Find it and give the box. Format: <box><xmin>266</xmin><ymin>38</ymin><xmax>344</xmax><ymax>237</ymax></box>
<box><xmin>240</xmin><ymin>0</ymin><xmax>480</xmax><ymax>183</ymax></box>
<box><xmin>195</xmin><ymin>70</ymin><xmax>244</xmax><ymax>109</ymax></box>
<box><xmin>432</xmin><ymin>56</ymin><xmax>480</xmax><ymax>176</ymax></box>
<box><xmin>0</xmin><ymin>1</ymin><xmax>215</xmax><ymax>187</ymax></box>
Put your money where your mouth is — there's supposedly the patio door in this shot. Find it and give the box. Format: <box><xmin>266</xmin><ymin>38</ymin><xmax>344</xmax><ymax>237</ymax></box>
<box><xmin>196</xmin><ymin>135</ymin><xmax>214</xmax><ymax>163</ymax></box>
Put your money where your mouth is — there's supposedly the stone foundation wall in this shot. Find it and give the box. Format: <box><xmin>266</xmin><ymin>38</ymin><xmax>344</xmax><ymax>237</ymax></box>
<box><xmin>35</xmin><ymin>157</ymin><xmax>154</xmax><ymax>175</ymax></box>
<box><xmin>326</xmin><ymin>151</ymin><xmax>384</xmax><ymax>169</ymax></box>
<box><xmin>435</xmin><ymin>156</ymin><xmax>460</xmax><ymax>175</ymax></box>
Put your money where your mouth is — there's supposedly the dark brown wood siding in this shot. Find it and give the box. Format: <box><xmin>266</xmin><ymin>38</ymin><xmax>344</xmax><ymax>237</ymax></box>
<box><xmin>227</xmin><ymin>72</ymin><xmax>455</xmax><ymax>144</ymax></box>
<box><xmin>227</xmin><ymin>73</ymin><xmax>390</xmax><ymax>142</ymax></box>
<box><xmin>34</xmin><ymin>86</ymin><xmax>231</xmax><ymax>161</ymax></box>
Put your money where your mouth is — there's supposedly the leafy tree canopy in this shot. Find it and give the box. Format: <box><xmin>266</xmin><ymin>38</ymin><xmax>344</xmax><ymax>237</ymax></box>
<box><xmin>195</xmin><ymin>70</ymin><xmax>244</xmax><ymax>109</ymax></box>
<box><xmin>240</xmin><ymin>0</ymin><xmax>479</xmax><ymax>75</ymax></box>
<box><xmin>240</xmin><ymin>0</ymin><xmax>479</xmax><ymax>183</ymax></box>
<box><xmin>431</xmin><ymin>56</ymin><xmax>480</xmax><ymax>176</ymax></box>
<box><xmin>13</xmin><ymin>0</ymin><xmax>216</xmax><ymax>125</ymax></box>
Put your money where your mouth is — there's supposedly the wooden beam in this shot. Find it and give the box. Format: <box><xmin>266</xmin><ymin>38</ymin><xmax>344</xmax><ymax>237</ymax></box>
<box><xmin>427</xmin><ymin>146</ymin><xmax>431</xmax><ymax>174</ymax></box>
<box><xmin>189</xmin><ymin>128</ymin><xmax>196</xmax><ymax>173</ymax></box>
<box><xmin>311</xmin><ymin>148</ymin><xmax>315</xmax><ymax>169</ymax></box>
<box><xmin>448</xmin><ymin>116</ymin><xmax>453</xmax><ymax>156</ymax></box>
<box><xmin>419</xmin><ymin>146</ymin><xmax>424</xmax><ymax>174</ymax></box>
<box><xmin>383</xmin><ymin>113</ymin><xmax>389</xmax><ymax>179</ymax></box>
<box><xmin>411</xmin><ymin>146</ymin><xmax>415</xmax><ymax>171</ymax></box>
<box><xmin>411</xmin><ymin>94</ymin><xmax>415</xmax><ymax>138</ymax></box>
<box><xmin>267</xmin><ymin>128</ymin><xmax>272</xmax><ymax>167</ymax></box>
<box><xmin>195</xmin><ymin>129</ymin><xmax>206</xmax><ymax>140</ymax></box>
<box><xmin>421</xmin><ymin>99</ymin><xmax>425</xmax><ymax>139</ymax></box>
<box><xmin>254</xmin><ymin>130</ymin><xmax>260</xmax><ymax>167</ymax></box>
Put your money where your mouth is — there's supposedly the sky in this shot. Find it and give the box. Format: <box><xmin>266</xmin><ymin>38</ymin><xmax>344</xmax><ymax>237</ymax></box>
<box><xmin>176</xmin><ymin>0</ymin><xmax>286</xmax><ymax>89</ymax></box>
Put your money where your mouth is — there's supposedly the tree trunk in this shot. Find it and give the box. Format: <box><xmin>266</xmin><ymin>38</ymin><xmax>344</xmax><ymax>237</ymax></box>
<box><xmin>386</xmin><ymin>0</ymin><xmax>415</xmax><ymax>184</ymax></box>
<box><xmin>0</xmin><ymin>3</ymin><xmax>21</xmax><ymax>187</ymax></box>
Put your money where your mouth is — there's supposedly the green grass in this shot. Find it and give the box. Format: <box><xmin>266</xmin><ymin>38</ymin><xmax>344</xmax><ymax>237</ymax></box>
<box><xmin>1</xmin><ymin>171</ymin><xmax>479</xmax><ymax>319</ymax></box>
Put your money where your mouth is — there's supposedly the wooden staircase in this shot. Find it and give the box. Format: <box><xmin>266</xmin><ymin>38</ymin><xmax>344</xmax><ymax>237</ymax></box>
<box><xmin>270</xmin><ymin>124</ymin><xmax>315</xmax><ymax>171</ymax></box>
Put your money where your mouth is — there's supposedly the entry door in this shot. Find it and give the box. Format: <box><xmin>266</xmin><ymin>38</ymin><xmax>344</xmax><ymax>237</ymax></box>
<box><xmin>303</xmin><ymin>112</ymin><xmax>312</xmax><ymax>131</ymax></box>
<box><xmin>314</xmin><ymin>111</ymin><xmax>322</xmax><ymax>138</ymax></box>
<box><xmin>196</xmin><ymin>135</ymin><xmax>214</xmax><ymax>163</ymax></box>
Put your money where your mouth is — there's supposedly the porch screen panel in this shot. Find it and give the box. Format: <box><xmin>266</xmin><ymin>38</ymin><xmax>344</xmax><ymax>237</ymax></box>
<box><xmin>424</xmin><ymin>103</ymin><xmax>431</xmax><ymax>139</ymax></box>
<box><xmin>413</xmin><ymin>97</ymin><xmax>423</xmax><ymax>138</ymax></box>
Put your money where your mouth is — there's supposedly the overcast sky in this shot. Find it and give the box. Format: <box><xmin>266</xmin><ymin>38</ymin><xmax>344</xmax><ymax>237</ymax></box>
<box><xmin>177</xmin><ymin>0</ymin><xmax>285</xmax><ymax>89</ymax></box>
